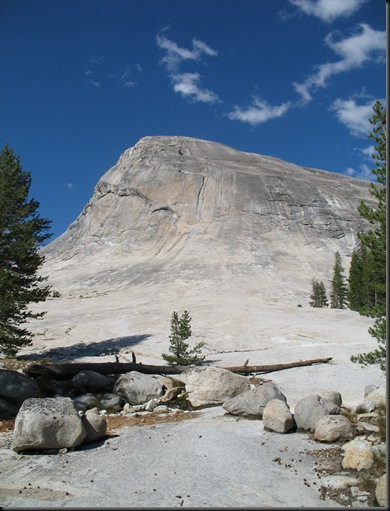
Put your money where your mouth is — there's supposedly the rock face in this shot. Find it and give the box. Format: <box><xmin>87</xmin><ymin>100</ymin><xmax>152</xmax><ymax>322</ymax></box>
<box><xmin>0</xmin><ymin>369</ymin><xmax>41</xmax><ymax>418</ymax></box>
<box><xmin>42</xmin><ymin>136</ymin><xmax>373</xmax><ymax>295</ymax></box>
<box><xmin>12</xmin><ymin>397</ymin><xmax>86</xmax><ymax>452</ymax></box>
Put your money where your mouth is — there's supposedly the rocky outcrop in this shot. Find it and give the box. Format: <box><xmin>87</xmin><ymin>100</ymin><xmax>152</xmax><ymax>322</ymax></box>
<box><xmin>0</xmin><ymin>369</ymin><xmax>41</xmax><ymax>418</ymax></box>
<box><xmin>12</xmin><ymin>397</ymin><xmax>86</xmax><ymax>452</ymax></box>
<box><xmin>41</xmin><ymin>136</ymin><xmax>373</xmax><ymax>296</ymax></box>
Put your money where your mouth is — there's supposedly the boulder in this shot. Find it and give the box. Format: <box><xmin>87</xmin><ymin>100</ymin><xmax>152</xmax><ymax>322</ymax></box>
<box><xmin>81</xmin><ymin>408</ymin><xmax>107</xmax><ymax>443</ymax></box>
<box><xmin>222</xmin><ymin>382</ymin><xmax>287</xmax><ymax>418</ymax></box>
<box><xmin>294</xmin><ymin>395</ymin><xmax>340</xmax><ymax>432</ymax></box>
<box><xmin>145</xmin><ymin>398</ymin><xmax>159</xmax><ymax>412</ymax></box>
<box><xmin>153</xmin><ymin>405</ymin><xmax>170</xmax><ymax>414</ymax></box>
<box><xmin>158</xmin><ymin>376</ymin><xmax>185</xmax><ymax>403</ymax></box>
<box><xmin>342</xmin><ymin>439</ymin><xmax>374</xmax><ymax>471</ymax></box>
<box><xmin>314</xmin><ymin>415</ymin><xmax>354</xmax><ymax>442</ymax></box>
<box><xmin>0</xmin><ymin>369</ymin><xmax>41</xmax><ymax>418</ymax></box>
<box><xmin>72</xmin><ymin>393</ymin><xmax>101</xmax><ymax>412</ymax></box>
<box><xmin>99</xmin><ymin>393</ymin><xmax>124</xmax><ymax>412</ymax></box>
<box><xmin>182</xmin><ymin>367</ymin><xmax>250</xmax><ymax>408</ymax></box>
<box><xmin>263</xmin><ymin>399</ymin><xmax>294</xmax><ymax>433</ymax></box>
<box><xmin>114</xmin><ymin>371</ymin><xmax>163</xmax><ymax>405</ymax></box>
<box><xmin>375</xmin><ymin>473</ymin><xmax>386</xmax><ymax>507</ymax></box>
<box><xmin>72</xmin><ymin>370</ymin><xmax>111</xmax><ymax>395</ymax></box>
<box><xmin>364</xmin><ymin>387</ymin><xmax>386</xmax><ymax>409</ymax></box>
<box><xmin>319</xmin><ymin>390</ymin><xmax>342</xmax><ymax>407</ymax></box>
<box><xmin>12</xmin><ymin>397</ymin><xmax>86</xmax><ymax>452</ymax></box>
<box><xmin>364</xmin><ymin>384</ymin><xmax>379</xmax><ymax>397</ymax></box>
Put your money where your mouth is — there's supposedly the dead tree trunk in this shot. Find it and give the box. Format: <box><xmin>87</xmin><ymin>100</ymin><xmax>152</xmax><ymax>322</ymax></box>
<box><xmin>24</xmin><ymin>357</ymin><xmax>333</xmax><ymax>380</ymax></box>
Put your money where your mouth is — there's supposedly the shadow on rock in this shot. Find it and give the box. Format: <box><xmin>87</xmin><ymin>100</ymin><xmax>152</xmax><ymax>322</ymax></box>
<box><xmin>18</xmin><ymin>335</ymin><xmax>151</xmax><ymax>362</ymax></box>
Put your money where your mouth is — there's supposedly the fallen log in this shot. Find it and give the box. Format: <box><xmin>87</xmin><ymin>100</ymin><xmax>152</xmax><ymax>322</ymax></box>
<box><xmin>24</xmin><ymin>356</ymin><xmax>333</xmax><ymax>380</ymax></box>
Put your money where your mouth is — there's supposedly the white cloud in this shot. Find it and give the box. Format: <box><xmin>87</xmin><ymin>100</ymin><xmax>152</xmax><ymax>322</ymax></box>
<box><xmin>331</xmin><ymin>97</ymin><xmax>373</xmax><ymax>137</ymax></box>
<box><xmin>293</xmin><ymin>24</ymin><xmax>385</xmax><ymax>103</ymax></box>
<box><xmin>156</xmin><ymin>29</ymin><xmax>219</xmax><ymax>105</ymax></box>
<box><xmin>172</xmin><ymin>72</ymin><xmax>220</xmax><ymax>104</ymax></box>
<box><xmin>156</xmin><ymin>32</ymin><xmax>217</xmax><ymax>72</ymax></box>
<box><xmin>119</xmin><ymin>70</ymin><xmax>137</xmax><ymax>88</ymax></box>
<box><xmin>344</xmin><ymin>163</ymin><xmax>372</xmax><ymax>180</ymax></box>
<box><xmin>289</xmin><ymin>0</ymin><xmax>367</xmax><ymax>22</ymax></box>
<box><xmin>358</xmin><ymin>145</ymin><xmax>375</xmax><ymax>158</ymax></box>
<box><xmin>66</xmin><ymin>182</ymin><xmax>77</xmax><ymax>190</ymax></box>
<box><xmin>227</xmin><ymin>97</ymin><xmax>291</xmax><ymax>125</ymax></box>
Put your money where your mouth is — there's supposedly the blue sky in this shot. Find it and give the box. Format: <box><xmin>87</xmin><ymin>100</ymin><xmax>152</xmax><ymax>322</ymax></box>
<box><xmin>0</xmin><ymin>0</ymin><xmax>386</xmax><ymax>241</ymax></box>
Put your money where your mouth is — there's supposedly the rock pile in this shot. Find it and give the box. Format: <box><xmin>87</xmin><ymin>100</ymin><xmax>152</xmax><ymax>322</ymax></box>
<box><xmin>0</xmin><ymin>365</ymin><xmax>386</xmax><ymax>506</ymax></box>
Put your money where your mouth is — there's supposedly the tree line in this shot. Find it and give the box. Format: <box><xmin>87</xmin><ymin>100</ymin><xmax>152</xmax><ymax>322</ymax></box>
<box><xmin>309</xmin><ymin>101</ymin><xmax>386</xmax><ymax>372</ymax></box>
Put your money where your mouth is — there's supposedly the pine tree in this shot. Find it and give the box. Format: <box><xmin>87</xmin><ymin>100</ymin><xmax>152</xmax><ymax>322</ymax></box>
<box><xmin>309</xmin><ymin>279</ymin><xmax>328</xmax><ymax>308</ymax></box>
<box><xmin>0</xmin><ymin>144</ymin><xmax>52</xmax><ymax>355</ymax></box>
<box><xmin>162</xmin><ymin>310</ymin><xmax>205</xmax><ymax>366</ymax></box>
<box><xmin>348</xmin><ymin>241</ymin><xmax>375</xmax><ymax>312</ymax></box>
<box><xmin>330</xmin><ymin>251</ymin><xmax>348</xmax><ymax>309</ymax></box>
<box><xmin>351</xmin><ymin>100</ymin><xmax>386</xmax><ymax>372</ymax></box>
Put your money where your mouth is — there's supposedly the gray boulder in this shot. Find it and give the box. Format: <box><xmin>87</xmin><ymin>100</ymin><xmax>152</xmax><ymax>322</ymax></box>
<box><xmin>12</xmin><ymin>397</ymin><xmax>86</xmax><ymax>452</ymax></box>
<box><xmin>99</xmin><ymin>393</ymin><xmax>124</xmax><ymax>412</ymax></box>
<box><xmin>364</xmin><ymin>384</ymin><xmax>379</xmax><ymax>397</ymax></box>
<box><xmin>363</xmin><ymin>387</ymin><xmax>386</xmax><ymax>409</ymax></box>
<box><xmin>263</xmin><ymin>399</ymin><xmax>294</xmax><ymax>433</ymax></box>
<box><xmin>180</xmin><ymin>367</ymin><xmax>250</xmax><ymax>407</ymax></box>
<box><xmin>81</xmin><ymin>408</ymin><xmax>107</xmax><ymax>443</ymax></box>
<box><xmin>222</xmin><ymin>382</ymin><xmax>287</xmax><ymax>418</ymax></box>
<box><xmin>314</xmin><ymin>415</ymin><xmax>354</xmax><ymax>442</ymax></box>
<box><xmin>114</xmin><ymin>371</ymin><xmax>163</xmax><ymax>405</ymax></box>
<box><xmin>72</xmin><ymin>370</ymin><xmax>111</xmax><ymax>395</ymax></box>
<box><xmin>72</xmin><ymin>393</ymin><xmax>101</xmax><ymax>412</ymax></box>
<box><xmin>294</xmin><ymin>394</ymin><xmax>340</xmax><ymax>431</ymax></box>
<box><xmin>319</xmin><ymin>390</ymin><xmax>342</xmax><ymax>407</ymax></box>
<box><xmin>182</xmin><ymin>366</ymin><xmax>250</xmax><ymax>407</ymax></box>
<box><xmin>0</xmin><ymin>369</ymin><xmax>41</xmax><ymax>418</ymax></box>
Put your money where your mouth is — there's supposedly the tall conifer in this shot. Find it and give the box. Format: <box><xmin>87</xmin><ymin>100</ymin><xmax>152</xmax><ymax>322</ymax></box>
<box><xmin>0</xmin><ymin>144</ymin><xmax>52</xmax><ymax>355</ymax></box>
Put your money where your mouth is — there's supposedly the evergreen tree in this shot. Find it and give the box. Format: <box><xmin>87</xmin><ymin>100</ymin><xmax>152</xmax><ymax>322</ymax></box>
<box><xmin>351</xmin><ymin>101</ymin><xmax>386</xmax><ymax>372</ymax></box>
<box><xmin>162</xmin><ymin>310</ymin><xmax>205</xmax><ymax>366</ymax></box>
<box><xmin>330</xmin><ymin>251</ymin><xmax>348</xmax><ymax>309</ymax></box>
<box><xmin>309</xmin><ymin>279</ymin><xmax>328</xmax><ymax>308</ymax></box>
<box><xmin>348</xmin><ymin>241</ymin><xmax>375</xmax><ymax>312</ymax></box>
<box><xmin>0</xmin><ymin>144</ymin><xmax>52</xmax><ymax>355</ymax></box>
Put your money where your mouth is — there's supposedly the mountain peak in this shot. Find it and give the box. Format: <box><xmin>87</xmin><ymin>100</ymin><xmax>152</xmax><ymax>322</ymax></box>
<box><xmin>43</xmin><ymin>136</ymin><xmax>371</xmax><ymax>297</ymax></box>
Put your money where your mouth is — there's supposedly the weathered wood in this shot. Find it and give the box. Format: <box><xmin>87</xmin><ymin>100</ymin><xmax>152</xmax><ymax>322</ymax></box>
<box><xmin>24</xmin><ymin>357</ymin><xmax>332</xmax><ymax>380</ymax></box>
